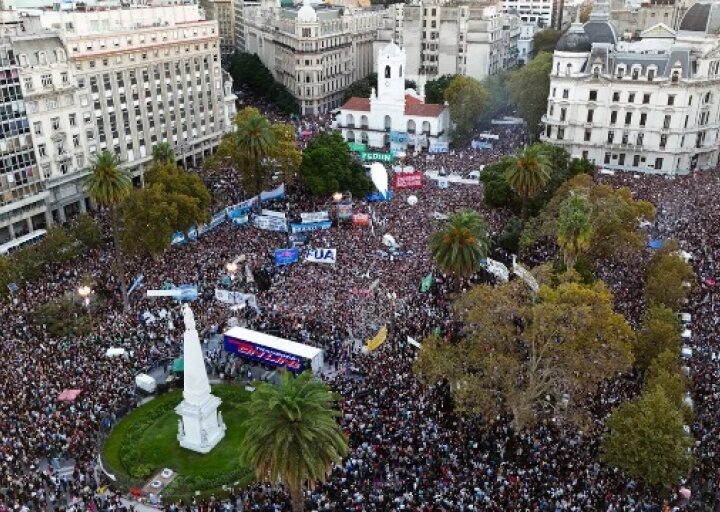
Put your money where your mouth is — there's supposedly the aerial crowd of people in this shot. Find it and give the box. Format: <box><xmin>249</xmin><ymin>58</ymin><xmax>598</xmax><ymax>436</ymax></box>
<box><xmin>1</xmin><ymin>97</ymin><xmax>719</xmax><ymax>512</ymax></box>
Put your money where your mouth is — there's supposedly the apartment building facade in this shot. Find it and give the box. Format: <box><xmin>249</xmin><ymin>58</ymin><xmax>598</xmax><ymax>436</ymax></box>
<box><xmin>0</xmin><ymin>6</ymin><xmax>236</xmax><ymax>243</ymax></box>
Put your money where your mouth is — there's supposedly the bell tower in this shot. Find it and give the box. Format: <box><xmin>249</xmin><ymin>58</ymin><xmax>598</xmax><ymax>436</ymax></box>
<box><xmin>376</xmin><ymin>41</ymin><xmax>406</xmax><ymax>105</ymax></box>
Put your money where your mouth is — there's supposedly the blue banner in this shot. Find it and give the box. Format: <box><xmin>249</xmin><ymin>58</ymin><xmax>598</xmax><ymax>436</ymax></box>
<box><xmin>174</xmin><ymin>284</ymin><xmax>199</xmax><ymax>301</ymax></box>
<box><xmin>232</xmin><ymin>214</ymin><xmax>249</xmax><ymax>225</ymax></box>
<box><xmin>289</xmin><ymin>220</ymin><xmax>332</xmax><ymax>234</ymax></box>
<box><xmin>171</xmin><ymin>232</ymin><xmax>186</xmax><ymax>245</ymax></box>
<box><xmin>390</xmin><ymin>131</ymin><xmax>408</xmax><ymax>144</ymax></box>
<box><xmin>429</xmin><ymin>141</ymin><xmax>449</xmax><ymax>154</ymax></box>
<box><xmin>471</xmin><ymin>140</ymin><xmax>493</xmax><ymax>150</ymax></box>
<box><xmin>367</xmin><ymin>190</ymin><xmax>394</xmax><ymax>202</ymax></box>
<box><xmin>274</xmin><ymin>247</ymin><xmax>299</xmax><ymax>266</ymax></box>
<box><xmin>254</xmin><ymin>215</ymin><xmax>288</xmax><ymax>232</ymax></box>
<box><xmin>260</xmin><ymin>183</ymin><xmax>285</xmax><ymax>202</ymax></box>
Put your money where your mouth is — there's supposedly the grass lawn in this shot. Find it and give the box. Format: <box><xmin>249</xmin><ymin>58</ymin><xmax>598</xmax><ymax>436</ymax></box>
<box><xmin>102</xmin><ymin>384</ymin><xmax>254</xmax><ymax>499</ymax></box>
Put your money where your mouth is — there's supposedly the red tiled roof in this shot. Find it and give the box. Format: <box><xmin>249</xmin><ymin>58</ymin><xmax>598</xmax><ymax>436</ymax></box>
<box><xmin>341</xmin><ymin>97</ymin><xmax>371</xmax><ymax>111</ymax></box>
<box><xmin>405</xmin><ymin>94</ymin><xmax>445</xmax><ymax>117</ymax></box>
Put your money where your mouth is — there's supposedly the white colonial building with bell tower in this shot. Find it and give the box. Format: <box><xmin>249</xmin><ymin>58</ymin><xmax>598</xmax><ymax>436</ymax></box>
<box><xmin>335</xmin><ymin>41</ymin><xmax>450</xmax><ymax>151</ymax></box>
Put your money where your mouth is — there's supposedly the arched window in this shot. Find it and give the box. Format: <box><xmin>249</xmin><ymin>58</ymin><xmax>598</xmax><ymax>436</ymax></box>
<box><xmin>422</xmin><ymin>120</ymin><xmax>431</xmax><ymax>134</ymax></box>
<box><xmin>385</xmin><ymin>65</ymin><xmax>391</xmax><ymax>79</ymax></box>
<box><xmin>671</xmin><ymin>69</ymin><xmax>680</xmax><ymax>83</ymax></box>
<box><xmin>556</xmin><ymin>62</ymin><xmax>560</xmax><ymax>75</ymax></box>
<box><xmin>347</xmin><ymin>130</ymin><xmax>355</xmax><ymax>142</ymax></box>
<box><xmin>399</xmin><ymin>65</ymin><xmax>403</xmax><ymax>77</ymax></box>
<box><xmin>384</xmin><ymin>115</ymin><xmax>392</xmax><ymax>131</ymax></box>
<box><xmin>407</xmin><ymin>119</ymin><xmax>416</xmax><ymax>133</ymax></box>
<box><xmin>593</xmin><ymin>66</ymin><xmax>600</xmax><ymax>77</ymax></box>
<box><xmin>18</xmin><ymin>54</ymin><xmax>28</xmax><ymax>66</ymax></box>
<box><xmin>565</xmin><ymin>63</ymin><xmax>572</xmax><ymax>76</ymax></box>
<box><xmin>346</xmin><ymin>114</ymin><xmax>354</xmax><ymax>127</ymax></box>
<box><xmin>360</xmin><ymin>115</ymin><xmax>368</xmax><ymax>128</ymax></box>
<box><xmin>56</xmin><ymin>49</ymin><xmax>66</xmax><ymax>62</ymax></box>
<box><xmin>38</xmin><ymin>51</ymin><xmax>47</xmax><ymax>65</ymax></box>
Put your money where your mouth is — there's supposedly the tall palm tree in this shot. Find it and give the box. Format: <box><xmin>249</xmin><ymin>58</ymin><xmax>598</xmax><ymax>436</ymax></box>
<box><xmin>505</xmin><ymin>144</ymin><xmax>551</xmax><ymax>219</ymax></box>
<box><xmin>240</xmin><ymin>371</ymin><xmax>348</xmax><ymax>512</ymax></box>
<box><xmin>236</xmin><ymin>109</ymin><xmax>275</xmax><ymax>196</ymax></box>
<box><xmin>84</xmin><ymin>150</ymin><xmax>132</xmax><ymax>310</ymax></box>
<box><xmin>151</xmin><ymin>141</ymin><xmax>175</xmax><ymax>165</ymax></box>
<box><xmin>556</xmin><ymin>193</ymin><xmax>593</xmax><ymax>270</ymax></box>
<box><xmin>429</xmin><ymin>209</ymin><xmax>490</xmax><ymax>285</ymax></box>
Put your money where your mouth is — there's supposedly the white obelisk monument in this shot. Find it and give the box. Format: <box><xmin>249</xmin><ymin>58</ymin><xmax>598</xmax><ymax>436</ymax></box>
<box><xmin>176</xmin><ymin>304</ymin><xmax>226</xmax><ymax>453</ymax></box>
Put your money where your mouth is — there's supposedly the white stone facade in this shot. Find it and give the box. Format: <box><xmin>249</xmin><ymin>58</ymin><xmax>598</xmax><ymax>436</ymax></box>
<box><xmin>242</xmin><ymin>0</ymin><xmax>383</xmax><ymax>115</ymax></box>
<box><xmin>0</xmin><ymin>6</ymin><xmax>236</xmax><ymax>243</ymax></box>
<box><xmin>335</xmin><ymin>42</ymin><xmax>449</xmax><ymax>150</ymax></box>
<box><xmin>375</xmin><ymin>2</ymin><xmax>520</xmax><ymax>84</ymax></box>
<box><xmin>503</xmin><ymin>0</ymin><xmax>555</xmax><ymax>27</ymax></box>
<box><xmin>202</xmin><ymin>0</ymin><xmax>235</xmax><ymax>58</ymax></box>
<box><xmin>541</xmin><ymin>3</ymin><xmax>720</xmax><ymax>175</ymax></box>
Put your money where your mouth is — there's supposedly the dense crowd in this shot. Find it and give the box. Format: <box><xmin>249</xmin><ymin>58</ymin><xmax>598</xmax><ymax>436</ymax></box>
<box><xmin>1</xmin><ymin>101</ymin><xmax>719</xmax><ymax>512</ymax></box>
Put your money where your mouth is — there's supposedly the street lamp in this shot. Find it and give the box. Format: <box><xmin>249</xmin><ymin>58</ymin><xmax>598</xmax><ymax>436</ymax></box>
<box><xmin>332</xmin><ymin>192</ymin><xmax>343</xmax><ymax>202</ymax></box>
<box><xmin>226</xmin><ymin>262</ymin><xmax>238</xmax><ymax>283</ymax></box>
<box><xmin>78</xmin><ymin>285</ymin><xmax>92</xmax><ymax>307</ymax></box>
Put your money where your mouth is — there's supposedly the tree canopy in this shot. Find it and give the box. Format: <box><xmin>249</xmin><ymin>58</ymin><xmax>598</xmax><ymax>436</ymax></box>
<box><xmin>533</xmin><ymin>29</ymin><xmax>563</xmax><ymax>54</ymax></box>
<box><xmin>145</xmin><ymin>162</ymin><xmax>211</xmax><ymax>234</ymax></box>
<box><xmin>601</xmin><ymin>388</ymin><xmax>693</xmax><ymax>487</ymax></box>
<box><xmin>239</xmin><ymin>371</ymin><xmax>348</xmax><ymax>512</ymax></box>
<box><xmin>118</xmin><ymin>185</ymin><xmax>180</xmax><ymax>258</ymax></box>
<box><xmin>425</xmin><ymin>74</ymin><xmax>458</xmax><ymax>104</ymax></box>
<box><xmin>633</xmin><ymin>305</ymin><xmax>682</xmax><ymax>372</ymax></box>
<box><xmin>505</xmin><ymin>144</ymin><xmax>551</xmax><ymax>218</ymax></box>
<box><xmin>415</xmin><ymin>279</ymin><xmax>635</xmax><ymax>430</ymax></box>
<box><xmin>229</xmin><ymin>52</ymin><xmax>299</xmax><ymax>114</ymax></box>
<box><xmin>556</xmin><ymin>194</ymin><xmax>592</xmax><ymax>269</ymax></box>
<box><xmin>299</xmin><ymin>132</ymin><xmax>373</xmax><ymax>197</ymax></box>
<box><xmin>645</xmin><ymin>243</ymin><xmax>695</xmax><ymax>310</ymax></box>
<box><xmin>507</xmin><ymin>52</ymin><xmax>552</xmax><ymax>139</ymax></box>
<box><xmin>429</xmin><ymin>209</ymin><xmax>490</xmax><ymax>280</ymax></box>
<box><xmin>444</xmin><ymin>75</ymin><xmax>488</xmax><ymax>145</ymax></box>
<box><xmin>209</xmin><ymin>107</ymin><xmax>301</xmax><ymax>196</ymax></box>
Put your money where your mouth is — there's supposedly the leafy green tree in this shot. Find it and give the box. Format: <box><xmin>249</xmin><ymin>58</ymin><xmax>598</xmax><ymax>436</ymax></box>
<box><xmin>480</xmin><ymin>158</ymin><xmax>515</xmax><ymax>207</ymax></box>
<box><xmin>634</xmin><ymin>305</ymin><xmax>682</xmax><ymax>372</ymax></box>
<box><xmin>151</xmin><ymin>142</ymin><xmax>175</xmax><ymax>165</ymax></box>
<box><xmin>424</xmin><ymin>74</ymin><xmax>458</xmax><ymax>104</ymax></box>
<box><xmin>533</xmin><ymin>29</ymin><xmax>563</xmax><ymax>54</ymax></box>
<box><xmin>229</xmin><ymin>53</ymin><xmax>299</xmax><ymax>114</ymax></box>
<box><xmin>646</xmin><ymin>349</ymin><xmax>682</xmax><ymax>381</ymax></box>
<box><xmin>299</xmin><ymin>132</ymin><xmax>373</xmax><ymax>197</ymax></box>
<box><xmin>497</xmin><ymin>217</ymin><xmax>523</xmax><ymax>253</ymax></box>
<box><xmin>579</xmin><ymin>1</ymin><xmax>593</xmax><ymax>22</ymax></box>
<box><xmin>119</xmin><ymin>186</ymin><xmax>179</xmax><ymax>258</ymax></box>
<box><xmin>240</xmin><ymin>371</ymin><xmax>349</xmax><ymax>512</ymax></box>
<box><xmin>37</xmin><ymin>226</ymin><xmax>79</xmax><ymax>266</ymax></box>
<box><xmin>84</xmin><ymin>150</ymin><xmax>132</xmax><ymax>310</ymax></box>
<box><xmin>480</xmin><ymin>72</ymin><xmax>511</xmax><ymax>123</ymax></box>
<box><xmin>416</xmin><ymin>279</ymin><xmax>635</xmax><ymax>430</ymax></box>
<box><xmin>35</xmin><ymin>298</ymin><xmax>92</xmax><ymax>337</ymax></box>
<box><xmin>601</xmin><ymin>388</ymin><xmax>693</xmax><ymax>487</ymax></box>
<box><xmin>145</xmin><ymin>162</ymin><xmax>211</xmax><ymax>233</ymax></box>
<box><xmin>556</xmin><ymin>194</ymin><xmax>592</xmax><ymax>269</ymax></box>
<box><xmin>70</xmin><ymin>213</ymin><xmax>103</xmax><ymax>250</ymax></box>
<box><xmin>646</xmin><ymin>244</ymin><xmax>695</xmax><ymax>310</ymax></box>
<box><xmin>645</xmin><ymin>367</ymin><xmax>689</xmax><ymax>417</ymax></box>
<box><xmin>0</xmin><ymin>255</ymin><xmax>19</xmax><ymax>294</ymax></box>
<box><xmin>444</xmin><ymin>76</ymin><xmax>488</xmax><ymax>145</ymax></box>
<box><xmin>342</xmin><ymin>73</ymin><xmax>377</xmax><ymax>102</ymax></box>
<box><xmin>507</xmin><ymin>52</ymin><xmax>552</xmax><ymax>139</ymax></box>
<box><xmin>210</xmin><ymin>107</ymin><xmax>301</xmax><ymax>196</ymax></box>
<box><xmin>429</xmin><ymin>209</ymin><xmax>489</xmax><ymax>282</ymax></box>
<box><xmin>505</xmin><ymin>144</ymin><xmax>551</xmax><ymax>218</ymax></box>
<box><xmin>269</xmin><ymin>82</ymin><xmax>300</xmax><ymax>115</ymax></box>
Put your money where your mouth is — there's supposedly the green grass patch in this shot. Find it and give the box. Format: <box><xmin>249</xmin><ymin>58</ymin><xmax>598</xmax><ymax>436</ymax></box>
<box><xmin>102</xmin><ymin>384</ymin><xmax>254</xmax><ymax>499</ymax></box>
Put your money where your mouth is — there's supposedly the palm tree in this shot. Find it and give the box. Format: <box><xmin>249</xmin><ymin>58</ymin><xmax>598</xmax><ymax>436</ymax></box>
<box><xmin>84</xmin><ymin>150</ymin><xmax>132</xmax><ymax>310</ymax></box>
<box><xmin>240</xmin><ymin>371</ymin><xmax>348</xmax><ymax>512</ymax></box>
<box><xmin>151</xmin><ymin>142</ymin><xmax>175</xmax><ymax>165</ymax></box>
<box><xmin>429</xmin><ymin>209</ymin><xmax>490</xmax><ymax>285</ymax></box>
<box><xmin>505</xmin><ymin>144</ymin><xmax>551</xmax><ymax>218</ymax></box>
<box><xmin>236</xmin><ymin>108</ymin><xmax>275</xmax><ymax>196</ymax></box>
<box><xmin>556</xmin><ymin>193</ymin><xmax>593</xmax><ymax>270</ymax></box>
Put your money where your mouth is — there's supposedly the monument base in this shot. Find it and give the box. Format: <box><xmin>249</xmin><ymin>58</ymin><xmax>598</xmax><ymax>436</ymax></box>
<box><xmin>175</xmin><ymin>394</ymin><xmax>226</xmax><ymax>454</ymax></box>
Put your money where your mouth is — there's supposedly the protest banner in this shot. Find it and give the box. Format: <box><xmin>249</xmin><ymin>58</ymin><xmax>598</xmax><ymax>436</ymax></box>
<box><xmin>254</xmin><ymin>215</ymin><xmax>288</xmax><ymax>232</ymax></box>
<box><xmin>429</xmin><ymin>141</ymin><xmax>449</xmax><ymax>154</ymax></box>
<box><xmin>214</xmin><ymin>289</ymin><xmax>259</xmax><ymax>310</ymax></box>
<box><xmin>352</xmin><ymin>213</ymin><xmax>370</xmax><ymax>226</ymax></box>
<box><xmin>261</xmin><ymin>209</ymin><xmax>286</xmax><ymax>219</ymax></box>
<box><xmin>366</xmin><ymin>325</ymin><xmax>388</xmax><ymax>352</ymax></box>
<box><xmin>259</xmin><ymin>183</ymin><xmax>285</xmax><ymax>202</ymax></box>
<box><xmin>393</xmin><ymin>172</ymin><xmax>423</xmax><ymax>189</ymax></box>
<box><xmin>300</xmin><ymin>211</ymin><xmax>330</xmax><ymax>224</ymax></box>
<box><xmin>289</xmin><ymin>220</ymin><xmax>332</xmax><ymax>234</ymax></box>
<box><xmin>305</xmin><ymin>248</ymin><xmax>336</xmax><ymax>264</ymax></box>
<box><xmin>274</xmin><ymin>248</ymin><xmax>299</xmax><ymax>266</ymax></box>
<box><xmin>337</xmin><ymin>203</ymin><xmax>353</xmax><ymax>220</ymax></box>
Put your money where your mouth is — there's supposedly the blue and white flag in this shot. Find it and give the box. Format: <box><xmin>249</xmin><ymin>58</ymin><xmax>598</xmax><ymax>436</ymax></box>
<box><xmin>305</xmin><ymin>248</ymin><xmax>336</xmax><ymax>264</ymax></box>
<box><xmin>260</xmin><ymin>183</ymin><xmax>285</xmax><ymax>202</ymax></box>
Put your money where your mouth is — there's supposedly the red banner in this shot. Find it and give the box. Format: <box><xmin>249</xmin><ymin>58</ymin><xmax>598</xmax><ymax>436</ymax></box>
<box><xmin>352</xmin><ymin>213</ymin><xmax>370</xmax><ymax>226</ymax></box>
<box><xmin>393</xmin><ymin>172</ymin><xmax>424</xmax><ymax>189</ymax></box>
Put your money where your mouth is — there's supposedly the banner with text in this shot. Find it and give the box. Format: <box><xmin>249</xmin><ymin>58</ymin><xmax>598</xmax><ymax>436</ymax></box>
<box><xmin>300</xmin><ymin>211</ymin><xmax>330</xmax><ymax>224</ymax></box>
<box><xmin>428</xmin><ymin>141</ymin><xmax>449</xmax><ymax>154</ymax></box>
<box><xmin>289</xmin><ymin>220</ymin><xmax>332</xmax><ymax>234</ymax></box>
<box><xmin>214</xmin><ymin>289</ymin><xmax>259</xmax><ymax>311</ymax></box>
<box><xmin>253</xmin><ymin>215</ymin><xmax>288</xmax><ymax>232</ymax></box>
<box><xmin>352</xmin><ymin>213</ymin><xmax>370</xmax><ymax>226</ymax></box>
<box><xmin>274</xmin><ymin>248</ymin><xmax>300</xmax><ymax>266</ymax></box>
<box><xmin>305</xmin><ymin>248</ymin><xmax>336</xmax><ymax>264</ymax></box>
<box><xmin>393</xmin><ymin>172</ymin><xmax>424</xmax><ymax>189</ymax></box>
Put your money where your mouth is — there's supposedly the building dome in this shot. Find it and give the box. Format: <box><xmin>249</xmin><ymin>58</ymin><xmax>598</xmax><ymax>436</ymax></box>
<box><xmin>583</xmin><ymin>19</ymin><xmax>618</xmax><ymax>44</ymax></box>
<box><xmin>556</xmin><ymin>23</ymin><xmax>592</xmax><ymax>52</ymax></box>
<box><xmin>297</xmin><ymin>0</ymin><xmax>317</xmax><ymax>23</ymax></box>
<box><xmin>679</xmin><ymin>1</ymin><xmax>720</xmax><ymax>34</ymax></box>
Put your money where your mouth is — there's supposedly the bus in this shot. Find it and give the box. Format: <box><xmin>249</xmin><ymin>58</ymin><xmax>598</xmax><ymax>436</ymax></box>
<box><xmin>0</xmin><ymin>229</ymin><xmax>47</xmax><ymax>255</ymax></box>
<box><xmin>223</xmin><ymin>327</ymin><xmax>324</xmax><ymax>374</ymax></box>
